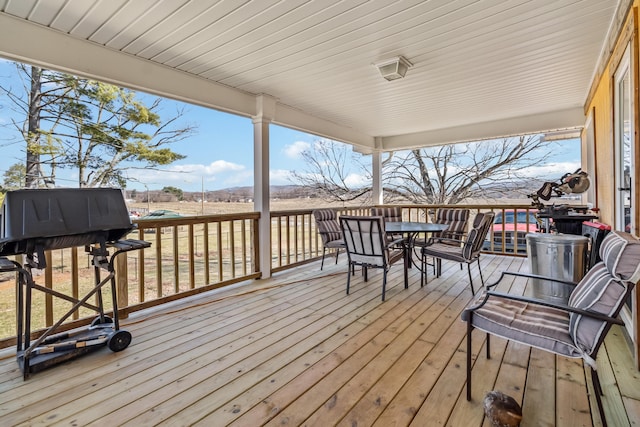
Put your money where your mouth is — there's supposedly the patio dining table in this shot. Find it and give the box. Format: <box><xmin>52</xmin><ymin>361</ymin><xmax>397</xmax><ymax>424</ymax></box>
<box><xmin>384</xmin><ymin>222</ymin><xmax>449</xmax><ymax>270</ymax></box>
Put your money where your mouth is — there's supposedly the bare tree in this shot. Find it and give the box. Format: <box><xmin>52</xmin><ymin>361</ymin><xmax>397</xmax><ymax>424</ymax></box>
<box><xmin>386</xmin><ymin>135</ymin><xmax>555</xmax><ymax>204</ymax></box>
<box><xmin>289</xmin><ymin>139</ymin><xmax>373</xmax><ymax>203</ymax></box>
<box><xmin>290</xmin><ymin>135</ymin><xmax>558</xmax><ymax>204</ymax></box>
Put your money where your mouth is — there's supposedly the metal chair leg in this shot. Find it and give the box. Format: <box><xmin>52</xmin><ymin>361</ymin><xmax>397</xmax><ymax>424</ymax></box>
<box><xmin>382</xmin><ymin>269</ymin><xmax>387</xmax><ymax>301</ymax></box>
<box><xmin>403</xmin><ymin>256</ymin><xmax>409</xmax><ymax>289</ymax></box>
<box><xmin>466</xmin><ymin>318</ymin><xmax>473</xmax><ymax>401</ymax></box>
<box><xmin>591</xmin><ymin>367</ymin><xmax>608</xmax><ymax>427</ymax></box>
<box><xmin>486</xmin><ymin>333</ymin><xmax>491</xmax><ymax>359</ymax></box>
<box><xmin>477</xmin><ymin>258</ymin><xmax>485</xmax><ymax>287</ymax></box>
<box><xmin>320</xmin><ymin>248</ymin><xmax>327</xmax><ymax>270</ymax></box>
<box><xmin>420</xmin><ymin>249</ymin><xmax>427</xmax><ymax>287</ymax></box>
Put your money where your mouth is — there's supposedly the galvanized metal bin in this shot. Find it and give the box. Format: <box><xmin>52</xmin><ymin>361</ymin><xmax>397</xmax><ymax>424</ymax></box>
<box><xmin>526</xmin><ymin>233</ymin><xmax>588</xmax><ymax>304</ymax></box>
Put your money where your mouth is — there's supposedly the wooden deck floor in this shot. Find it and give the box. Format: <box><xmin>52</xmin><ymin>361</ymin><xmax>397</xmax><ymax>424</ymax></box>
<box><xmin>1</xmin><ymin>254</ymin><xmax>639</xmax><ymax>426</ymax></box>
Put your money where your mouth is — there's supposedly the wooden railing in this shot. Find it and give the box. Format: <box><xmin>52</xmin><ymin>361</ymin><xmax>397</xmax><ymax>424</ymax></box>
<box><xmin>0</xmin><ymin>212</ymin><xmax>260</xmax><ymax>347</ymax></box>
<box><xmin>268</xmin><ymin>204</ymin><xmax>541</xmax><ymax>268</ymax></box>
<box><xmin>0</xmin><ymin>204</ymin><xmax>539</xmax><ymax>347</ymax></box>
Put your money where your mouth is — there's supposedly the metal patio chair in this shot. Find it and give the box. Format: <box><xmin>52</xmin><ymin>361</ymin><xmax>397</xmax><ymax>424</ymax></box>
<box><xmin>415</xmin><ymin>207</ymin><xmax>470</xmax><ymax>273</ymax></box>
<box><xmin>462</xmin><ymin>230</ymin><xmax>640</xmax><ymax>427</ymax></box>
<box><xmin>432</xmin><ymin>207</ymin><xmax>470</xmax><ymax>243</ymax></box>
<box><xmin>420</xmin><ymin>212</ymin><xmax>494</xmax><ymax>293</ymax></box>
<box><xmin>312</xmin><ymin>209</ymin><xmax>345</xmax><ymax>270</ymax></box>
<box><xmin>340</xmin><ymin>215</ymin><xmax>408</xmax><ymax>301</ymax></box>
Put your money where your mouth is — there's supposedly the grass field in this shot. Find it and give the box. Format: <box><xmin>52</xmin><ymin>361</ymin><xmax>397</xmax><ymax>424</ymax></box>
<box><xmin>128</xmin><ymin>199</ymin><xmax>353</xmax><ymax>217</ymax></box>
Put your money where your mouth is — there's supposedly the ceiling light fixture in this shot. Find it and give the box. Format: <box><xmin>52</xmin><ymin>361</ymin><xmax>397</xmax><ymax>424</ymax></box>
<box><xmin>373</xmin><ymin>56</ymin><xmax>413</xmax><ymax>81</ymax></box>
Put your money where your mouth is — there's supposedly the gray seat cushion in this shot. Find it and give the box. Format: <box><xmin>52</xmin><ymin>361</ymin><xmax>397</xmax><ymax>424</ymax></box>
<box><xmin>465</xmin><ymin>296</ymin><xmax>581</xmax><ymax>358</ymax></box>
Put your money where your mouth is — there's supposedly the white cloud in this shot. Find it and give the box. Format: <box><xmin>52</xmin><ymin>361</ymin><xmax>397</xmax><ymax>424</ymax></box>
<box><xmin>344</xmin><ymin>173</ymin><xmax>369</xmax><ymax>187</ymax></box>
<box><xmin>270</xmin><ymin>169</ymin><xmax>294</xmax><ymax>185</ymax></box>
<box><xmin>520</xmin><ymin>161</ymin><xmax>582</xmax><ymax>179</ymax></box>
<box><xmin>170</xmin><ymin>160</ymin><xmax>245</xmax><ymax>175</ymax></box>
<box><xmin>126</xmin><ymin>160</ymin><xmax>249</xmax><ymax>190</ymax></box>
<box><xmin>220</xmin><ymin>169</ymin><xmax>253</xmax><ymax>187</ymax></box>
<box><xmin>283</xmin><ymin>141</ymin><xmax>310</xmax><ymax>159</ymax></box>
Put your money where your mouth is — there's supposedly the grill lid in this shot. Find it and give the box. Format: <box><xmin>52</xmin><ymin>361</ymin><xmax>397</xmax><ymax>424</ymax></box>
<box><xmin>0</xmin><ymin>188</ymin><xmax>133</xmax><ymax>257</ymax></box>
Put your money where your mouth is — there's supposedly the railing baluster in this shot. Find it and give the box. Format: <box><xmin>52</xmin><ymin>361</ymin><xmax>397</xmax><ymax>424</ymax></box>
<box><xmin>188</xmin><ymin>224</ymin><xmax>195</xmax><ymax>289</ymax></box>
<box><xmin>155</xmin><ymin>229</ymin><xmax>162</xmax><ymax>298</ymax></box>
<box><xmin>71</xmin><ymin>247</ymin><xmax>79</xmax><ymax>320</ymax></box>
<box><xmin>203</xmin><ymin>222</ymin><xmax>210</xmax><ymax>285</ymax></box>
<box><xmin>45</xmin><ymin>251</ymin><xmax>53</xmax><ymax>326</ymax></box>
<box><xmin>230</xmin><ymin>220</ymin><xmax>236</xmax><ymax>279</ymax></box>
<box><xmin>217</xmin><ymin>221</ymin><xmax>223</xmax><ymax>282</ymax></box>
<box><xmin>138</xmin><ymin>227</ymin><xmax>146</xmax><ymax>303</ymax></box>
<box><xmin>241</xmin><ymin>221</ymin><xmax>247</xmax><ymax>276</ymax></box>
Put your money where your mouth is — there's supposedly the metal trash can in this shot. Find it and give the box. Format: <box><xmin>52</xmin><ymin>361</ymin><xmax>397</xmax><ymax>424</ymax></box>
<box><xmin>526</xmin><ymin>234</ymin><xmax>589</xmax><ymax>304</ymax></box>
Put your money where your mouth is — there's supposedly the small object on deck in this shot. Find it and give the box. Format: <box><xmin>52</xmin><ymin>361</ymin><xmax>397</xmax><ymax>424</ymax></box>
<box><xmin>483</xmin><ymin>390</ymin><xmax>523</xmax><ymax>427</ymax></box>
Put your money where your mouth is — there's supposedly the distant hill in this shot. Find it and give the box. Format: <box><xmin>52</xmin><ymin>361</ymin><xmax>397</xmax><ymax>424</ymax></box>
<box><xmin>128</xmin><ymin>185</ymin><xmax>321</xmax><ymax>204</ymax></box>
<box><xmin>204</xmin><ymin>185</ymin><xmax>319</xmax><ymax>202</ymax></box>
<box><xmin>128</xmin><ymin>180</ymin><xmax>564</xmax><ymax>204</ymax></box>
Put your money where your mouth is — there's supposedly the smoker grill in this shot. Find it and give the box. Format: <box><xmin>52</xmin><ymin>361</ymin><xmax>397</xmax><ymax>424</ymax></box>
<box><xmin>0</xmin><ymin>188</ymin><xmax>150</xmax><ymax>378</ymax></box>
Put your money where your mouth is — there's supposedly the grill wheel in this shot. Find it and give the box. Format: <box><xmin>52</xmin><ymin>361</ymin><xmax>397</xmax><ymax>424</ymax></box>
<box><xmin>108</xmin><ymin>330</ymin><xmax>132</xmax><ymax>352</ymax></box>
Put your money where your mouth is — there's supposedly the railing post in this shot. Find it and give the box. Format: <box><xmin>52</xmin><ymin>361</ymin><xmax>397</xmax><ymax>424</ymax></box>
<box><xmin>253</xmin><ymin>95</ymin><xmax>276</xmax><ymax>279</ymax></box>
<box><xmin>253</xmin><ymin>217</ymin><xmax>260</xmax><ymax>274</ymax></box>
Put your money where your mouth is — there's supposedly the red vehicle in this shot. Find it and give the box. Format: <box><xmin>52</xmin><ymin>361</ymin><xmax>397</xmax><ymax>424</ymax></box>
<box><xmin>483</xmin><ymin>209</ymin><xmax>540</xmax><ymax>253</ymax></box>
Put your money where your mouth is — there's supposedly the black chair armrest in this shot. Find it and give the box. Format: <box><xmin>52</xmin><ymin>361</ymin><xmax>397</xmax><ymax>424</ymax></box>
<box><xmin>425</xmin><ymin>236</ymin><xmax>466</xmax><ymax>246</ymax></box>
<box><xmin>484</xmin><ymin>270</ymin><xmax>577</xmax><ymax>290</ymax></box>
<box><xmin>444</xmin><ymin>230</ymin><xmax>467</xmax><ymax>239</ymax></box>
<box><xmin>386</xmin><ymin>237</ymin><xmax>406</xmax><ymax>249</ymax></box>
<box><xmin>465</xmin><ymin>289</ymin><xmax>624</xmax><ymax>326</ymax></box>
<box><xmin>501</xmin><ymin>271</ymin><xmax>577</xmax><ymax>286</ymax></box>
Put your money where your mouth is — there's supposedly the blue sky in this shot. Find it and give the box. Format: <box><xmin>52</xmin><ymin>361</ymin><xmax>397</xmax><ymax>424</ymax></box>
<box><xmin>113</xmin><ymin>104</ymin><xmax>319</xmax><ymax>193</ymax></box>
<box><xmin>0</xmin><ymin>59</ymin><xmax>581</xmax><ymax>193</ymax></box>
<box><xmin>0</xmin><ymin>58</ymin><xmax>322</xmax><ymax>192</ymax></box>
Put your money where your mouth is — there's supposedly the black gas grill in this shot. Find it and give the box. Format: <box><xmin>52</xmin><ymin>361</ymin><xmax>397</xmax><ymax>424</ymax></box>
<box><xmin>0</xmin><ymin>188</ymin><xmax>150</xmax><ymax>378</ymax></box>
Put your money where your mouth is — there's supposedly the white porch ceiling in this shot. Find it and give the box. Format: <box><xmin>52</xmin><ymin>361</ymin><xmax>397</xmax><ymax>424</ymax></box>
<box><xmin>0</xmin><ymin>0</ymin><xmax>624</xmax><ymax>152</ymax></box>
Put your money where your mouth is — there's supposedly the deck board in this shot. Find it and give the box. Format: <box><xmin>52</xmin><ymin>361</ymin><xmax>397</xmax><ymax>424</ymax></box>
<box><xmin>522</xmin><ymin>349</ymin><xmax>557</xmax><ymax>427</ymax></box>
<box><xmin>0</xmin><ymin>254</ymin><xmax>638</xmax><ymax>426</ymax></box>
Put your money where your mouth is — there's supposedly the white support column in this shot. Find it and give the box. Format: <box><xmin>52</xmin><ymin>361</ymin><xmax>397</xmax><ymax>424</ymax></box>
<box><xmin>372</xmin><ymin>149</ymin><xmax>383</xmax><ymax>205</ymax></box>
<box><xmin>253</xmin><ymin>95</ymin><xmax>277</xmax><ymax>279</ymax></box>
